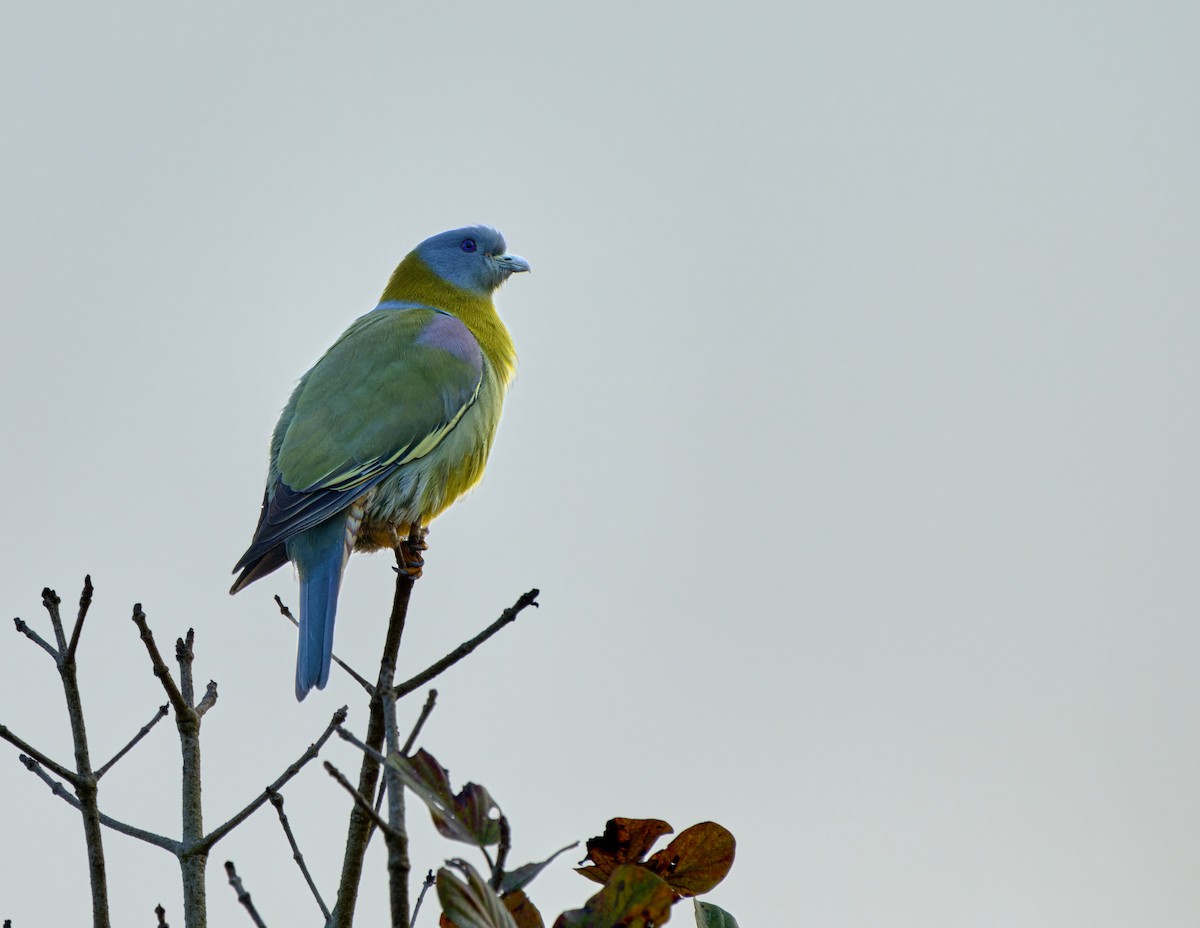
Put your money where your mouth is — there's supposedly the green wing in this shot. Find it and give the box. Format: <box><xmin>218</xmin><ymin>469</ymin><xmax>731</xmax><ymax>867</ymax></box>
<box><xmin>234</xmin><ymin>306</ymin><xmax>484</xmax><ymax>570</ymax></box>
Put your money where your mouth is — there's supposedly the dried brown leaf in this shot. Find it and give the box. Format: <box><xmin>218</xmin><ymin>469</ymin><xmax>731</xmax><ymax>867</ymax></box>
<box><xmin>644</xmin><ymin>823</ymin><xmax>735</xmax><ymax>897</ymax></box>
<box><xmin>576</xmin><ymin>818</ymin><xmax>674</xmax><ymax>884</ymax></box>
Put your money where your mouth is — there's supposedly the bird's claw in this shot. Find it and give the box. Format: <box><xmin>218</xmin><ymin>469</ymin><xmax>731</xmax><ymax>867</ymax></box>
<box><xmin>396</xmin><ymin>548</ymin><xmax>424</xmax><ymax>578</ymax></box>
<box><xmin>395</xmin><ymin>525</ymin><xmax>428</xmax><ymax>579</ymax></box>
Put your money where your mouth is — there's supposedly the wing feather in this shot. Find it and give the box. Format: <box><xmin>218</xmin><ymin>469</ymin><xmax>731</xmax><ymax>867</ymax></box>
<box><xmin>233</xmin><ymin>306</ymin><xmax>483</xmax><ymax>572</ymax></box>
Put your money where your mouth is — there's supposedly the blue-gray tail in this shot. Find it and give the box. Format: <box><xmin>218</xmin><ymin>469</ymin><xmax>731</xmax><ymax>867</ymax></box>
<box><xmin>290</xmin><ymin>516</ymin><xmax>350</xmax><ymax>700</ymax></box>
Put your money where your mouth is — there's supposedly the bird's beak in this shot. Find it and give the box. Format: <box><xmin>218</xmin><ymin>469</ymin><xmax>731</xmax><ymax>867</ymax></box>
<box><xmin>493</xmin><ymin>253</ymin><xmax>531</xmax><ymax>276</ymax></box>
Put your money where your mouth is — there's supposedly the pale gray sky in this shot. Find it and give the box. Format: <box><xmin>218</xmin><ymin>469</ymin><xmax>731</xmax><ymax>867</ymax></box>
<box><xmin>2</xmin><ymin>2</ymin><xmax>1199</xmax><ymax>925</ymax></box>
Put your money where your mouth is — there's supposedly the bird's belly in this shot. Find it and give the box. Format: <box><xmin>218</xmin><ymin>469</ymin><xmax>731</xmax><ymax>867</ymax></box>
<box><xmin>352</xmin><ymin>375</ymin><xmax>503</xmax><ymax>552</ymax></box>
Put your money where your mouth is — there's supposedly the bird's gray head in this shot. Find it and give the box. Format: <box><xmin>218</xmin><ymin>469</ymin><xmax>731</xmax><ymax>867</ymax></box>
<box><xmin>416</xmin><ymin>225</ymin><xmax>531</xmax><ymax>295</ymax></box>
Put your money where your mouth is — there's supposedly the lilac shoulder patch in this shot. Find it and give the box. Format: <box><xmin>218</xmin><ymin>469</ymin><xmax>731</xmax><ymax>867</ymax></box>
<box><xmin>416</xmin><ymin>312</ymin><xmax>483</xmax><ymax>371</ymax></box>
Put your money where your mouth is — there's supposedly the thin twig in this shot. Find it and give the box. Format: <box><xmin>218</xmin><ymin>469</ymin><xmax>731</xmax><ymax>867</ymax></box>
<box><xmin>274</xmin><ymin>595</ymin><xmax>373</xmax><ymax>694</ymax></box>
<box><xmin>0</xmin><ymin>721</ymin><xmax>80</xmax><ymax>783</ymax></box>
<box><xmin>401</xmin><ymin>689</ymin><xmax>438</xmax><ymax>756</ymax></box>
<box><xmin>198</xmin><ymin>706</ymin><xmax>348</xmax><ymax>852</ymax></box>
<box><xmin>268</xmin><ymin>790</ymin><xmax>329</xmax><ymax>921</ymax></box>
<box><xmin>392</xmin><ymin>589</ymin><xmax>541</xmax><ymax>698</ymax></box>
<box><xmin>65</xmin><ymin>574</ymin><xmax>94</xmax><ymax>663</ymax></box>
<box><xmin>335</xmin><ymin>726</ymin><xmax>388</xmax><ymax>766</ymax></box>
<box><xmin>224</xmin><ymin>861</ymin><xmax>268</xmax><ymax>928</ymax></box>
<box><xmin>411</xmin><ymin>870</ymin><xmax>436</xmax><ymax>928</ymax></box>
<box><xmin>195</xmin><ymin>681</ymin><xmax>219</xmax><ymax>719</ymax></box>
<box><xmin>42</xmin><ymin>587</ymin><xmax>67</xmax><ymax>654</ymax></box>
<box><xmin>19</xmin><ymin>754</ymin><xmax>179</xmax><ymax>852</ymax></box>
<box><xmin>95</xmin><ymin>704</ymin><xmax>169</xmax><ymax>780</ymax></box>
<box><xmin>324</xmin><ymin>760</ymin><xmax>400</xmax><ymax>840</ymax></box>
<box><xmin>13</xmin><ymin>616</ymin><xmax>59</xmax><ymax>660</ymax></box>
<box><xmin>131</xmin><ymin>605</ymin><xmax>189</xmax><ymax>716</ymax></box>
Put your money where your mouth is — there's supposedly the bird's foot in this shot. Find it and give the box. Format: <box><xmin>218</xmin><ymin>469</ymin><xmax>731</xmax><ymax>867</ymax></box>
<box><xmin>406</xmin><ymin>525</ymin><xmax>429</xmax><ymax>554</ymax></box>
<box><xmin>394</xmin><ymin>525</ymin><xmax>428</xmax><ymax>579</ymax></box>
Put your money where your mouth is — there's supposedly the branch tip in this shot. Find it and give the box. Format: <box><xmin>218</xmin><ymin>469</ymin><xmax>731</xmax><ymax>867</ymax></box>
<box><xmin>225</xmin><ymin>861</ymin><xmax>268</xmax><ymax>928</ymax></box>
<box><xmin>392</xmin><ymin>588</ymin><xmax>543</xmax><ymax>698</ymax></box>
<box><xmin>268</xmin><ymin>785</ymin><xmax>331</xmax><ymax>919</ymax></box>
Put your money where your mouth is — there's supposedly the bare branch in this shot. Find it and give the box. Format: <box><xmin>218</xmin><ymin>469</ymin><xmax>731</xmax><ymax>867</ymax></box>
<box><xmin>411</xmin><ymin>869</ymin><xmax>436</xmax><ymax>928</ymax></box>
<box><xmin>131</xmin><ymin>605</ymin><xmax>189</xmax><ymax>717</ymax></box>
<box><xmin>32</xmin><ymin>578</ymin><xmax>113</xmax><ymax>926</ymax></box>
<box><xmin>195</xmin><ymin>681</ymin><xmax>219</xmax><ymax>719</ymax></box>
<box><xmin>393</xmin><ymin>589</ymin><xmax>540</xmax><ymax>698</ymax></box>
<box><xmin>42</xmin><ymin>587</ymin><xmax>67</xmax><ymax>654</ymax></box>
<box><xmin>401</xmin><ymin>688</ymin><xmax>438</xmax><ymax>756</ymax></box>
<box><xmin>330</xmin><ymin>538</ymin><xmax>419</xmax><ymax>928</ymax></box>
<box><xmin>380</xmin><ymin>661</ymin><xmax>410</xmax><ymax>928</ymax></box>
<box><xmin>65</xmin><ymin>574</ymin><xmax>94</xmax><ymax>663</ymax></box>
<box><xmin>19</xmin><ymin>754</ymin><xmax>179</xmax><ymax>852</ymax></box>
<box><xmin>171</xmin><ymin>628</ymin><xmax>206</xmax><ymax>923</ymax></box>
<box><xmin>13</xmin><ymin>616</ymin><xmax>58</xmax><ymax>660</ymax></box>
<box><xmin>176</xmin><ymin>629</ymin><xmax>196</xmax><ymax>709</ymax></box>
<box><xmin>224</xmin><ymin>861</ymin><xmax>268</xmax><ymax>928</ymax></box>
<box><xmin>335</xmin><ymin>725</ymin><xmax>388</xmax><ymax>766</ymax></box>
<box><xmin>324</xmin><ymin>760</ymin><xmax>400</xmax><ymax>840</ymax></box>
<box><xmin>267</xmin><ymin>790</ymin><xmax>330</xmax><ymax>921</ymax></box>
<box><xmin>95</xmin><ymin>704</ymin><xmax>169</xmax><ymax>780</ymax></box>
<box><xmin>0</xmin><ymin>721</ymin><xmax>79</xmax><ymax>784</ymax></box>
<box><xmin>198</xmin><ymin>706</ymin><xmax>348</xmax><ymax>852</ymax></box>
<box><xmin>274</xmin><ymin>595</ymin><xmax>373</xmax><ymax>695</ymax></box>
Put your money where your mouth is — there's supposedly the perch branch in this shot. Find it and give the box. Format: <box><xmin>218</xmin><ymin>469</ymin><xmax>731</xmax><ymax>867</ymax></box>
<box><xmin>329</xmin><ymin>543</ymin><xmax>416</xmax><ymax>928</ymax></box>
<box><xmin>380</xmin><ymin>660</ymin><xmax>410</xmax><ymax>928</ymax></box>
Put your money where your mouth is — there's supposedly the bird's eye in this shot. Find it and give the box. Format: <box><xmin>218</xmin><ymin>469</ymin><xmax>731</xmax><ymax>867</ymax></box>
<box><xmin>460</xmin><ymin>238</ymin><xmax>477</xmax><ymax>253</ymax></box>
